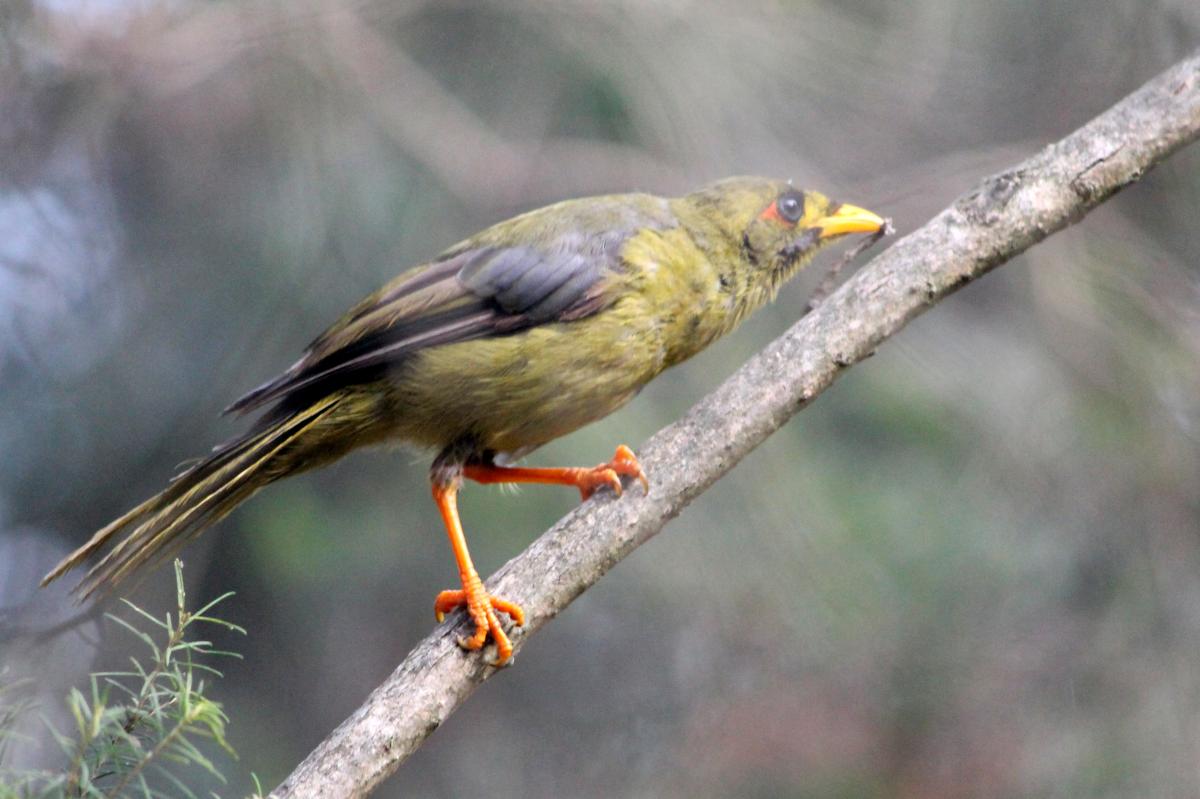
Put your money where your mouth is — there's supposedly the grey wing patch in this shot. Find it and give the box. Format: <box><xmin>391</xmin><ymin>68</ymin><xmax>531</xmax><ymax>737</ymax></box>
<box><xmin>458</xmin><ymin>247</ymin><xmax>604</xmax><ymax>321</ymax></box>
<box><xmin>226</xmin><ymin>245</ymin><xmax>612</xmax><ymax>414</ymax></box>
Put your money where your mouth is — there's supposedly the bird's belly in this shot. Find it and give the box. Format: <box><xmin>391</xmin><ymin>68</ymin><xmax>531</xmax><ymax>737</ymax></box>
<box><xmin>385</xmin><ymin>308</ymin><xmax>663</xmax><ymax>455</ymax></box>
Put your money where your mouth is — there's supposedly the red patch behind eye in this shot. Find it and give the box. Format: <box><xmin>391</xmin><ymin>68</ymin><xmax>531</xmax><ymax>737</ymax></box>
<box><xmin>758</xmin><ymin>203</ymin><xmax>784</xmax><ymax>223</ymax></box>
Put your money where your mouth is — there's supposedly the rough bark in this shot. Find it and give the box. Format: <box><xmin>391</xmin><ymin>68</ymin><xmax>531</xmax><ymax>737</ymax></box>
<box><xmin>271</xmin><ymin>51</ymin><xmax>1200</xmax><ymax>799</ymax></box>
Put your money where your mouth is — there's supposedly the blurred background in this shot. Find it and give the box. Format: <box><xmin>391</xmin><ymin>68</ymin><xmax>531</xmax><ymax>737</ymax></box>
<box><xmin>2</xmin><ymin>1</ymin><xmax>1199</xmax><ymax>797</ymax></box>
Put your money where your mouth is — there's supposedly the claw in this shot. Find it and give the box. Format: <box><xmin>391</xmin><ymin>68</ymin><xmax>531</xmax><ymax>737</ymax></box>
<box><xmin>434</xmin><ymin>584</ymin><xmax>525</xmax><ymax>666</ymax></box>
<box><xmin>577</xmin><ymin>467</ymin><xmax>622</xmax><ymax>500</ymax></box>
<box><xmin>610</xmin><ymin>444</ymin><xmax>649</xmax><ymax>493</ymax></box>
<box><xmin>579</xmin><ymin>445</ymin><xmax>648</xmax><ymax>499</ymax></box>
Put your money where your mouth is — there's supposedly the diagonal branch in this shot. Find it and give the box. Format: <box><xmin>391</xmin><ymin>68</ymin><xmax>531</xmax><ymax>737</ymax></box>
<box><xmin>271</xmin><ymin>50</ymin><xmax>1200</xmax><ymax>799</ymax></box>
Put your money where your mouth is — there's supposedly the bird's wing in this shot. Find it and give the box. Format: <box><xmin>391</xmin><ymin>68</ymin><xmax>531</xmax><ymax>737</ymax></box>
<box><xmin>225</xmin><ymin>233</ymin><xmax>626</xmax><ymax>415</ymax></box>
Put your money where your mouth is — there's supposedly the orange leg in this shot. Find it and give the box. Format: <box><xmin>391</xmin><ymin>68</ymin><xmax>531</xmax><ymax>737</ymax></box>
<box><xmin>432</xmin><ymin>481</ymin><xmax>526</xmax><ymax>665</ymax></box>
<box><xmin>463</xmin><ymin>444</ymin><xmax>649</xmax><ymax>501</ymax></box>
<box><xmin>432</xmin><ymin>445</ymin><xmax>646</xmax><ymax>665</ymax></box>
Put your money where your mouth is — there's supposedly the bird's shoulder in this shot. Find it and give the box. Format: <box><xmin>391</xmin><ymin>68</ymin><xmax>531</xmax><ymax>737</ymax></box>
<box><xmin>319</xmin><ymin>193</ymin><xmax>676</xmax><ymax>350</ymax></box>
<box><xmin>226</xmin><ymin>192</ymin><xmax>679</xmax><ymax>414</ymax></box>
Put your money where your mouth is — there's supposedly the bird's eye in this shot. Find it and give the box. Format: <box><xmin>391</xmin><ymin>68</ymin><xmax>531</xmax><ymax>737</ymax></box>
<box><xmin>776</xmin><ymin>191</ymin><xmax>805</xmax><ymax>224</ymax></box>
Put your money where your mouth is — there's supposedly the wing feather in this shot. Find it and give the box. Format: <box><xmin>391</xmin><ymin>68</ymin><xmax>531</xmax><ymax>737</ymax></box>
<box><xmin>226</xmin><ymin>242</ymin><xmax>616</xmax><ymax>414</ymax></box>
<box><xmin>226</xmin><ymin>195</ymin><xmax>677</xmax><ymax>415</ymax></box>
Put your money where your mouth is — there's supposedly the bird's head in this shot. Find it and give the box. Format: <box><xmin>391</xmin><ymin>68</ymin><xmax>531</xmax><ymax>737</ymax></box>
<box><xmin>681</xmin><ymin>176</ymin><xmax>885</xmax><ymax>286</ymax></box>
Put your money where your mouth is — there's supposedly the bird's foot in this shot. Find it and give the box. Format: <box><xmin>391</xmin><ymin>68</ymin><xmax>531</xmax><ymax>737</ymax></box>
<box><xmin>576</xmin><ymin>444</ymin><xmax>649</xmax><ymax>500</ymax></box>
<box><xmin>434</xmin><ymin>572</ymin><xmax>525</xmax><ymax>666</ymax></box>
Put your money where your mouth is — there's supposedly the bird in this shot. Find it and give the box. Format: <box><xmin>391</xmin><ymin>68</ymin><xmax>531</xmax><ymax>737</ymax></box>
<box><xmin>42</xmin><ymin>176</ymin><xmax>885</xmax><ymax>665</ymax></box>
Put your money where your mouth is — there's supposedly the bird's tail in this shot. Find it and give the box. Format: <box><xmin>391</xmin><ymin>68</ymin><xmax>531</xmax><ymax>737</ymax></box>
<box><xmin>41</xmin><ymin>394</ymin><xmax>346</xmax><ymax>600</ymax></box>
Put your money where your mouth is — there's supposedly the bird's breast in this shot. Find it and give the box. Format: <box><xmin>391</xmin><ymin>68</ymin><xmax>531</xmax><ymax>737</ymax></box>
<box><xmin>620</xmin><ymin>226</ymin><xmax>734</xmax><ymax>369</ymax></box>
<box><xmin>383</xmin><ymin>298</ymin><xmax>666</xmax><ymax>455</ymax></box>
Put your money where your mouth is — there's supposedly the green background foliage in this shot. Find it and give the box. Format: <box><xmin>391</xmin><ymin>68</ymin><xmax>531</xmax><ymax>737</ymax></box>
<box><xmin>2</xmin><ymin>563</ymin><xmax>242</xmax><ymax>798</ymax></box>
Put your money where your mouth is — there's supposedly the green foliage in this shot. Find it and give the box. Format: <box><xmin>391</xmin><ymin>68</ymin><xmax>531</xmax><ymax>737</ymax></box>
<box><xmin>0</xmin><ymin>561</ymin><xmax>246</xmax><ymax>798</ymax></box>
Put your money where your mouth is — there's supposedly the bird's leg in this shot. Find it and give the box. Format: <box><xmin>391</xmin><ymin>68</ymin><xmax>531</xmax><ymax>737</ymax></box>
<box><xmin>431</xmin><ymin>478</ymin><xmax>525</xmax><ymax>665</ymax></box>
<box><xmin>430</xmin><ymin>444</ymin><xmax>645</xmax><ymax>665</ymax></box>
<box><xmin>463</xmin><ymin>444</ymin><xmax>649</xmax><ymax>501</ymax></box>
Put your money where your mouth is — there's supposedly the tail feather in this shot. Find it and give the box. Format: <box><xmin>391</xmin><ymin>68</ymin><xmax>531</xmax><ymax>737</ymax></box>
<box><xmin>42</xmin><ymin>395</ymin><xmax>344</xmax><ymax>601</ymax></box>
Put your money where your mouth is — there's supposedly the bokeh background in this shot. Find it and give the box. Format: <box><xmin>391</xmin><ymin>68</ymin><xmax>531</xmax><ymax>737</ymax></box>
<box><xmin>2</xmin><ymin>1</ymin><xmax>1200</xmax><ymax>797</ymax></box>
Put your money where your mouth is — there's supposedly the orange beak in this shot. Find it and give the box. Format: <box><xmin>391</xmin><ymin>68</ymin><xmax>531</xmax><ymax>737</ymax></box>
<box><xmin>814</xmin><ymin>203</ymin><xmax>886</xmax><ymax>239</ymax></box>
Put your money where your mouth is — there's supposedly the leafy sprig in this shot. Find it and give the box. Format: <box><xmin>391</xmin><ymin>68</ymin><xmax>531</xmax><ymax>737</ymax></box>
<box><xmin>0</xmin><ymin>560</ymin><xmax>247</xmax><ymax>798</ymax></box>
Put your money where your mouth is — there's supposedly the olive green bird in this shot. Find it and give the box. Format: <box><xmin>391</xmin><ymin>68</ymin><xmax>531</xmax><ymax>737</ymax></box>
<box><xmin>43</xmin><ymin>176</ymin><xmax>885</xmax><ymax>664</ymax></box>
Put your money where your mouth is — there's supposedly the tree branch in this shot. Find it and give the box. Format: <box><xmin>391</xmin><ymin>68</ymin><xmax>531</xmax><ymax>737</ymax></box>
<box><xmin>271</xmin><ymin>51</ymin><xmax>1200</xmax><ymax>799</ymax></box>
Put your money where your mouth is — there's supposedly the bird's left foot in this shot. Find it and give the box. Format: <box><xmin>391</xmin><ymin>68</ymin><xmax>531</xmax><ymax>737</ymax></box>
<box><xmin>434</xmin><ymin>573</ymin><xmax>526</xmax><ymax>666</ymax></box>
<box><xmin>575</xmin><ymin>444</ymin><xmax>649</xmax><ymax>500</ymax></box>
